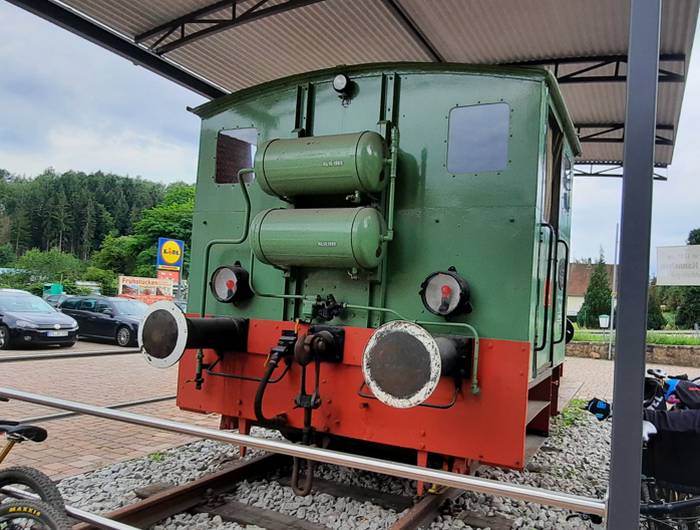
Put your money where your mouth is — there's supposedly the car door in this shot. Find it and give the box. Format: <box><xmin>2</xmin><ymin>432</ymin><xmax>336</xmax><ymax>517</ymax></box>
<box><xmin>93</xmin><ymin>300</ymin><xmax>118</xmax><ymax>339</ymax></box>
<box><xmin>76</xmin><ymin>298</ymin><xmax>98</xmax><ymax>336</ymax></box>
<box><xmin>59</xmin><ymin>298</ymin><xmax>82</xmax><ymax>329</ymax></box>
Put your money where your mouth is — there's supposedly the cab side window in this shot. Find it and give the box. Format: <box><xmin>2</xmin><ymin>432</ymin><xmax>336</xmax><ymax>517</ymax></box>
<box><xmin>216</xmin><ymin>128</ymin><xmax>258</xmax><ymax>183</ymax></box>
<box><xmin>447</xmin><ymin>103</ymin><xmax>510</xmax><ymax>174</ymax></box>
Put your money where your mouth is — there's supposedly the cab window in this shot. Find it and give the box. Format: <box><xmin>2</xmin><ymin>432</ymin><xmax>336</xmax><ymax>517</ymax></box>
<box><xmin>216</xmin><ymin>128</ymin><xmax>257</xmax><ymax>183</ymax></box>
<box><xmin>447</xmin><ymin>103</ymin><xmax>510</xmax><ymax>174</ymax></box>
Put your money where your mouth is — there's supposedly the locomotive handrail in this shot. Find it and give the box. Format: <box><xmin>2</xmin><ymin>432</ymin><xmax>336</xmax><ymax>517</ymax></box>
<box><xmin>534</xmin><ymin>223</ymin><xmax>556</xmax><ymax>353</ymax></box>
<box><xmin>553</xmin><ymin>239</ymin><xmax>571</xmax><ymax>345</ymax></box>
<box><xmin>357</xmin><ymin>380</ymin><xmax>460</xmax><ymax>409</ymax></box>
<box><xmin>381</xmin><ymin>124</ymin><xmax>399</xmax><ymax>243</ymax></box>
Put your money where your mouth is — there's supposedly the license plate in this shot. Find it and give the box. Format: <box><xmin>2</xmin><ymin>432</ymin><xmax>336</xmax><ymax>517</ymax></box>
<box><xmin>47</xmin><ymin>330</ymin><xmax>69</xmax><ymax>337</ymax></box>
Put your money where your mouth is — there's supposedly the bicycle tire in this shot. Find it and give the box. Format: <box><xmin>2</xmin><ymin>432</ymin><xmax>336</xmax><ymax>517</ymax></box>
<box><xmin>0</xmin><ymin>466</ymin><xmax>65</xmax><ymax>510</ymax></box>
<box><xmin>0</xmin><ymin>499</ymin><xmax>70</xmax><ymax>530</ymax></box>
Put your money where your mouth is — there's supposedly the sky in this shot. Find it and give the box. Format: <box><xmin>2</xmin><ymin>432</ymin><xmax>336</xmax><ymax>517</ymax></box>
<box><xmin>0</xmin><ymin>2</ymin><xmax>698</xmax><ymax>272</ymax></box>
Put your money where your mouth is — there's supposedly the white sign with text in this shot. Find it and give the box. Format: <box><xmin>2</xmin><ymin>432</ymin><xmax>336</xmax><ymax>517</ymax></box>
<box><xmin>657</xmin><ymin>245</ymin><xmax>700</xmax><ymax>286</ymax></box>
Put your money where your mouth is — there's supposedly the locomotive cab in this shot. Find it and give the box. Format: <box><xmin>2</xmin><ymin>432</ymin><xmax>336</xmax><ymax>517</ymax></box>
<box><xmin>140</xmin><ymin>63</ymin><xmax>580</xmax><ymax>490</ymax></box>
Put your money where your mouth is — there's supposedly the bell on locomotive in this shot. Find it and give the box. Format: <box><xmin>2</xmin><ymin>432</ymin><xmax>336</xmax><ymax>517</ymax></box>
<box><xmin>139</xmin><ymin>64</ymin><xmax>578</xmax><ymax>490</ymax></box>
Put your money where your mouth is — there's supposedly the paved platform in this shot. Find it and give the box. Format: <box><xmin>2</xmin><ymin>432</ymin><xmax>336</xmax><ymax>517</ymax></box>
<box><xmin>2</xmin><ymin>352</ymin><xmax>699</xmax><ymax>480</ymax></box>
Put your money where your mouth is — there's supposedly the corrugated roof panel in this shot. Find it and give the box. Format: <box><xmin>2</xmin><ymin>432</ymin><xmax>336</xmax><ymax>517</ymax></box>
<box><xmin>53</xmin><ymin>0</ymin><xmax>699</xmax><ymax>166</ymax></box>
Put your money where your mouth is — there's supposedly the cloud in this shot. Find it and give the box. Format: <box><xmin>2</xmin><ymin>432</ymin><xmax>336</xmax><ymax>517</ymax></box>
<box><xmin>0</xmin><ymin>2</ymin><xmax>205</xmax><ymax>183</ymax></box>
<box><xmin>0</xmin><ymin>125</ymin><xmax>198</xmax><ymax>182</ymax></box>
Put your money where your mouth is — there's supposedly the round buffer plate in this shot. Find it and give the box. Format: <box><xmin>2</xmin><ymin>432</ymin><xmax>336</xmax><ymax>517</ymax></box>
<box><xmin>362</xmin><ymin>320</ymin><xmax>442</xmax><ymax>409</ymax></box>
<box><xmin>138</xmin><ymin>301</ymin><xmax>189</xmax><ymax>369</ymax></box>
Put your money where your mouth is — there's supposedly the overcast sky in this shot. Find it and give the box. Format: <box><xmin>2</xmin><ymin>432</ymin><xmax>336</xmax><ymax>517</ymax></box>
<box><xmin>0</xmin><ymin>2</ymin><xmax>698</xmax><ymax>271</ymax></box>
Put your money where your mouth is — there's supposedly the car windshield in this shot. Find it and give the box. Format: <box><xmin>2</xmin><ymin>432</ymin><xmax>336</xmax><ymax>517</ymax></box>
<box><xmin>111</xmin><ymin>300</ymin><xmax>148</xmax><ymax>317</ymax></box>
<box><xmin>0</xmin><ymin>294</ymin><xmax>56</xmax><ymax>313</ymax></box>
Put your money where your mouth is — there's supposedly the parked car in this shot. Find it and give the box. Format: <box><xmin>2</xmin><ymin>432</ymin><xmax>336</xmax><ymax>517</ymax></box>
<box><xmin>45</xmin><ymin>293</ymin><xmax>70</xmax><ymax>308</ymax></box>
<box><xmin>0</xmin><ymin>289</ymin><xmax>79</xmax><ymax>349</ymax></box>
<box><xmin>59</xmin><ymin>296</ymin><xmax>147</xmax><ymax>347</ymax></box>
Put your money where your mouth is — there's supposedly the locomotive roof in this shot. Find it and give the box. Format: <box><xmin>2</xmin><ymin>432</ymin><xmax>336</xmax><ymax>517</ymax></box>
<box><xmin>17</xmin><ymin>0</ymin><xmax>699</xmax><ymax>168</ymax></box>
<box><xmin>191</xmin><ymin>62</ymin><xmax>582</xmax><ymax>156</ymax></box>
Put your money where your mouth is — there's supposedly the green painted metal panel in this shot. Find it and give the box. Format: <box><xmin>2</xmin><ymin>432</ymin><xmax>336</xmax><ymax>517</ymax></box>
<box><xmin>188</xmin><ymin>64</ymin><xmax>577</xmax><ymax>379</ymax></box>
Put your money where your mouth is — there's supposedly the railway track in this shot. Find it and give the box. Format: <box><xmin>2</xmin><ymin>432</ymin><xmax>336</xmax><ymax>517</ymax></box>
<box><xmin>68</xmin><ymin>451</ymin><xmax>515</xmax><ymax>530</ymax></box>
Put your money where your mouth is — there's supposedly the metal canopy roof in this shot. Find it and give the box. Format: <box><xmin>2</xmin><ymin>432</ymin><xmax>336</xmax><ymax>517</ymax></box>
<box><xmin>12</xmin><ymin>0</ymin><xmax>699</xmax><ymax>167</ymax></box>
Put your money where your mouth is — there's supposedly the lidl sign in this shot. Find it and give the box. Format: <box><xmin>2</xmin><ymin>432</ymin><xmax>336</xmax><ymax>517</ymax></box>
<box><xmin>156</xmin><ymin>238</ymin><xmax>185</xmax><ymax>271</ymax></box>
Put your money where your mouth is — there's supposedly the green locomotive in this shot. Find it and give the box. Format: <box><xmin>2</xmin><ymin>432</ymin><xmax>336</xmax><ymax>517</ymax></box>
<box><xmin>140</xmin><ymin>62</ymin><xmax>579</xmax><ymax>493</ymax></box>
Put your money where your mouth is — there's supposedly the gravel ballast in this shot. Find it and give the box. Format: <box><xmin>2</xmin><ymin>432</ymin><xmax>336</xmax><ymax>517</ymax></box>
<box><xmin>57</xmin><ymin>408</ymin><xmax>609</xmax><ymax>530</ymax></box>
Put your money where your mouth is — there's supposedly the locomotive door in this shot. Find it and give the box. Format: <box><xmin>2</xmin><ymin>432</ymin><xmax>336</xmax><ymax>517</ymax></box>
<box><xmin>534</xmin><ymin>114</ymin><xmax>564</xmax><ymax>373</ymax></box>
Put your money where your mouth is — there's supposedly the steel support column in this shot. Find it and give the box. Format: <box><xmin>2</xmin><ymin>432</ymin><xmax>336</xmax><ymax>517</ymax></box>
<box><xmin>607</xmin><ymin>0</ymin><xmax>662</xmax><ymax>528</ymax></box>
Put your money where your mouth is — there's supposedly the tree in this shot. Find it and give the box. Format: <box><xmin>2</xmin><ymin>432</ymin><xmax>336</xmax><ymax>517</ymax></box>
<box><xmin>14</xmin><ymin>248</ymin><xmax>84</xmax><ymax>282</ymax></box>
<box><xmin>647</xmin><ymin>287</ymin><xmax>667</xmax><ymax>330</ymax></box>
<box><xmin>577</xmin><ymin>255</ymin><xmax>612</xmax><ymax>328</ymax></box>
<box><xmin>676</xmin><ymin>228</ymin><xmax>700</xmax><ymax>329</ymax></box>
<box><xmin>677</xmin><ymin>288</ymin><xmax>700</xmax><ymax>329</ymax></box>
<box><xmin>0</xmin><ymin>243</ymin><xmax>15</xmax><ymax>267</ymax></box>
<box><xmin>91</xmin><ymin>235</ymin><xmax>141</xmax><ymax>274</ymax></box>
<box><xmin>82</xmin><ymin>266</ymin><xmax>118</xmax><ymax>296</ymax></box>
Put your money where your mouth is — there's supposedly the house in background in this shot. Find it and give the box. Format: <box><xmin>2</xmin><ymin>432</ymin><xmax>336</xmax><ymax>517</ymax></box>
<box><xmin>567</xmin><ymin>263</ymin><xmax>615</xmax><ymax>318</ymax></box>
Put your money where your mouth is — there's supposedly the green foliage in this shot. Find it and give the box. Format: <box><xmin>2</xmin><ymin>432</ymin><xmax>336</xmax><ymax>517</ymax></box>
<box><xmin>677</xmin><ymin>287</ymin><xmax>700</xmax><ymax>329</ymax></box>
<box><xmin>573</xmin><ymin>330</ymin><xmax>700</xmax><ymax>346</ymax></box>
<box><xmin>688</xmin><ymin>229</ymin><xmax>700</xmax><ymax>245</ymax></box>
<box><xmin>91</xmin><ymin>235</ymin><xmax>141</xmax><ymax>275</ymax></box>
<box><xmin>0</xmin><ymin>169</ymin><xmax>164</xmax><ymax>258</ymax></box>
<box><xmin>559</xmin><ymin>398</ymin><xmax>588</xmax><ymax>427</ymax></box>
<box><xmin>0</xmin><ymin>243</ymin><xmax>15</xmax><ymax>267</ymax></box>
<box><xmin>14</xmin><ymin>248</ymin><xmax>85</xmax><ymax>282</ymax></box>
<box><xmin>656</xmin><ymin>284</ymin><xmax>685</xmax><ymax>312</ymax></box>
<box><xmin>147</xmin><ymin>451</ymin><xmax>167</xmax><ymax>462</ymax></box>
<box><xmin>82</xmin><ymin>266</ymin><xmax>118</xmax><ymax>296</ymax></box>
<box><xmin>647</xmin><ymin>287</ymin><xmax>667</xmax><ymax>330</ymax></box>
<box><xmin>577</xmin><ymin>256</ymin><xmax>612</xmax><ymax>329</ymax></box>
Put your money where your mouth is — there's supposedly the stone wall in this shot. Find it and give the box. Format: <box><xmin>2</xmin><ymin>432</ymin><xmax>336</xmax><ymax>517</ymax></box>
<box><xmin>567</xmin><ymin>341</ymin><xmax>700</xmax><ymax>368</ymax></box>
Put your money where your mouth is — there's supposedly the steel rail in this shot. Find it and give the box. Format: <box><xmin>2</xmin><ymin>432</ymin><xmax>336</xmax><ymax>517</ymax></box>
<box><xmin>18</xmin><ymin>395</ymin><xmax>175</xmax><ymax>423</ymax></box>
<box><xmin>0</xmin><ymin>387</ymin><xmax>607</xmax><ymax>517</ymax></box>
<box><xmin>0</xmin><ymin>485</ymin><xmax>139</xmax><ymax>530</ymax></box>
<box><xmin>0</xmin><ymin>348</ymin><xmax>139</xmax><ymax>363</ymax></box>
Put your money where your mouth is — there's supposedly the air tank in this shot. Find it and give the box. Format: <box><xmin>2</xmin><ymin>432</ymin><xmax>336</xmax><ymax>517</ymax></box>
<box><xmin>254</xmin><ymin>131</ymin><xmax>386</xmax><ymax>197</ymax></box>
<box><xmin>250</xmin><ymin>207</ymin><xmax>385</xmax><ymax>270</ymax></box>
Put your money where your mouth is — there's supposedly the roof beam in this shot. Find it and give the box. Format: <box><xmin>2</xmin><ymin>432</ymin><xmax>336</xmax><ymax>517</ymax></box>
<box><xmin>573</xmin><ymin>165</ymin><xmax>667</xmax><ymax>181</ymax></box>
<box><xmin>575</xmin><ymin>123</ymin><xmax>674</xmax><ymax>146</ymax></box>
<box><xmin>509</xmin><ymin>54</ymin><xmax>685</xmax><ymax>84</ymax></box>
<box><xmin>6</xmin><ymin>0</ymin><xmax>226</xmax><ymax>99</ymax></box>
<box><xmin>381</xmin><ymin>0</ymin><xmax>444</xmax><ymax>62</ymax></box>
<box><xmin>138</xmin><ymin>0</ymin><xmax>327</xmax><ymax>55</ymax></box>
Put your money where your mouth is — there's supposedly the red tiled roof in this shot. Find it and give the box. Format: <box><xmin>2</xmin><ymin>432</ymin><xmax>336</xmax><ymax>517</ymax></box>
<box><xmin>567</xmin><ymin>263</ymin><xmax>615</xmax><ymax>297</ymax></box>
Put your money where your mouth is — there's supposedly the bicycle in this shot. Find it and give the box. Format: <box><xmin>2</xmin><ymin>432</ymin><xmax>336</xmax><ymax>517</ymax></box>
<box><xmin>0</xmin><ymin>412</ymin><xmax>70</xmax><ymax>529</ymax></box>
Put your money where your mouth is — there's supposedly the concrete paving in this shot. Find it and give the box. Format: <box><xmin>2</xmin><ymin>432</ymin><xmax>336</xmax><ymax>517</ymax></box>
<box><xmin>1</xmin><ymin>352</ymin><xmax>698</xmax><ymax>480</ymax></box>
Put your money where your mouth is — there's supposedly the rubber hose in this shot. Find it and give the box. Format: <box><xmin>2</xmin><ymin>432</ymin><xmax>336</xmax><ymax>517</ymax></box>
<box><xmin>254</xmin><ymin>354</ymin><xmax>287</xmax><ymax>428</ymax></box>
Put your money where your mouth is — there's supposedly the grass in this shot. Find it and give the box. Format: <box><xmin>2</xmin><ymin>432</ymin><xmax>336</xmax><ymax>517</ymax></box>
<box><xmin>559</xmin><ymin>398</ymin><xmax>588</xmax><ymax>427</ymax></box>
<box><xmin>148</xmin><ymin>451</ymin><xmax>167</xmax><ymax>462</ymax></box>
<box><xmin>573</xmin><ymin>330</ymin><xmax>700</xmax><ymax>346</ymax></box>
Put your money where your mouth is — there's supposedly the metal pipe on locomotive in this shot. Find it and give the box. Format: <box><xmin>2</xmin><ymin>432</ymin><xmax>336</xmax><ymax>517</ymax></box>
<box><xmin>139</xmin><ymin>64</ymin><xmax>580</xmax><ymax>494</ymax></box>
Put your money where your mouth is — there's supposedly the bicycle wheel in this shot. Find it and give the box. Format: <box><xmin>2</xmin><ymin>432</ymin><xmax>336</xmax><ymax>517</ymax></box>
<box><xmin>0</xmin><ymin>467</ymin><xmax>65</xmax><ymax>510</ymax></box>
<box><xmin>0</xmin><ymin>499</ymin><xmax>70</xmax><ymax>529</ymax></box>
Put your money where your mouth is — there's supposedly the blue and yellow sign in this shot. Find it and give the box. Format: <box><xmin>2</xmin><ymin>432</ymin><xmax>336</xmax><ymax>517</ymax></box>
<box><xmin>156</xmin><ymin>238</ymin><xmax>185</xmax><ymax>271</ymax></box>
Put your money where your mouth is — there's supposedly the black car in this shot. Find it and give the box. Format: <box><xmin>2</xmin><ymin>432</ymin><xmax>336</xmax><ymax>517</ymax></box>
<box><xmin>0</xmin><ymin>289</ymin><xmax>79</xmax><ymax>349</ymax></box>
<box><xmin>45</xmin><ymin>293</ymin><xmax>71</xmax><ymax>308</ymax></box>
<box><xmin>59</xmin><ymin>296</ymin><xmax>147</xmax><ymax>347</ymax></box>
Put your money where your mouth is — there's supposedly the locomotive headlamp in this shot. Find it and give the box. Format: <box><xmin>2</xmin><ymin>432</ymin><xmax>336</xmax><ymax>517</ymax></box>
<box><xmin>332</xmin><ymin>73</ymin><xmax>351</xmax><ymax>94</ymax></box>
<box><xmin>419</xmin><ymin>267</ymin><xmax>472</xmax><ymax>317</ymax></box>
<box><xmin>209</xmin><ymin>263</ymin><xmax>253</xmax><ymax>304</ymax></box>
<box><xmin>139</xmin><ymin>301</ymin><xmax>248</xmax><ymax>369</ymax></box>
